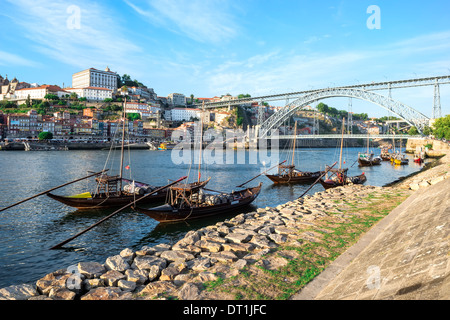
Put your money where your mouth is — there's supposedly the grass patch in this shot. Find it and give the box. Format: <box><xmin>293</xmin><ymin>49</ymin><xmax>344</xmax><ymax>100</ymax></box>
<box><xmin>198</xmin><ymin>188</ymin><xmax>411</xmax><ymax>300</ymax></box>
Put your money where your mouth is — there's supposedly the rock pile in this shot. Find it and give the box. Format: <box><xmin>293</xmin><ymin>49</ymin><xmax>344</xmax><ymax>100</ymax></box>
<box><xmin>0</xmin><ymin>183</ymin><xmax>397</xmax><ymax>301</ymax></box>
<box><xmin>400</xmin><ymin>154</ymin><xmax>450</xmax><ymax>191</ymax></box>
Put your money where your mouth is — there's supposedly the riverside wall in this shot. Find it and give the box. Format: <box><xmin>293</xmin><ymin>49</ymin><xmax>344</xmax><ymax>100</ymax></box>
<box><xmin>0</xmin><ymin>143</ymin><xmax>448</xmax><ymax>301</ymax></box>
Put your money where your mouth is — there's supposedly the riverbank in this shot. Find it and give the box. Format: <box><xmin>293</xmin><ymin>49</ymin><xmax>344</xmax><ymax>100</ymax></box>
<box><xmin>0</xmin><ymin>154</ymin><xmax>448</xmax><ymax>300</ymax></box>
<box><xmin>0</xmin><ymin>137</ymin><xmax>406</xmax><ymax>151</ymax></box>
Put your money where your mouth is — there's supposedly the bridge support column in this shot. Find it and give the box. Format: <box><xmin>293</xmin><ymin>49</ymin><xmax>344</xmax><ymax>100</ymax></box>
<box><xmin>434</xmin><ymin>79</ymin><xmax>441</xmax><ymax>119</ymax></box>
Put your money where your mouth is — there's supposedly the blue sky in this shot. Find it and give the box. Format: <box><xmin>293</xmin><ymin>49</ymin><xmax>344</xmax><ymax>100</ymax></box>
<box><xmin>1</xmin><ymin>0</ymin><xmax>449</xmax><ymax>118</ymax></box>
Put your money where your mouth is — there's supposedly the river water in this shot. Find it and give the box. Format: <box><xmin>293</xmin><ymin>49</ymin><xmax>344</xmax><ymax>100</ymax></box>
<box><xmin>0</xmin><ymin>146</ymin><xmax>426</xmax><ymax>288</ymax></box>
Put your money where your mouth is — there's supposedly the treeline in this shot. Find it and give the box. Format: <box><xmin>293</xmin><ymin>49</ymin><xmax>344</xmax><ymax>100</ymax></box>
<box><xmin>316</xmin><ymin>103</ymin><xmax>368</xmax><ymax>120</ymax></box>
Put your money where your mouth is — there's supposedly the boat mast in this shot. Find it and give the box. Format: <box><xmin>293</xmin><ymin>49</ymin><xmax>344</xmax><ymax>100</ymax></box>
<box><xmin>291</xmin><ymin>121</ymin><xmax>297</xmax><ymax>166</ymax></box>
<box><xmin>339</xmin><ymin>118</ymin><xmax>345</xmax><ymax>169</ymax></box>
<box><xmin>198</xmin><ymin>102</ymin><xmax>204</xmax><ymax>183</ymax></box>
<box><xmin>367</xmin><ymin>134</ymin><xmax>369</xmax><ymax>154</ymax></box>
<box><xmin>119</xmin><ymin>86</ymin><xmax>127</xmax><ymax>191</ymax></box>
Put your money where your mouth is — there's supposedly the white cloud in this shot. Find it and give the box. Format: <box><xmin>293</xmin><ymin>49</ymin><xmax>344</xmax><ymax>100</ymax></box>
<box><xmin>125</xmin><ymin>0</ymin><xmax>240</xmax><ymax>44</ymax></box>
<box><xmin>6</xmin><ymin>0</ymin><xmax>143</xmax><ymax>73</ymax></box>
<box><xmin>0</xmin><ymin>50</ymin><xmax>38</xmax><ymax>67</ymax></box>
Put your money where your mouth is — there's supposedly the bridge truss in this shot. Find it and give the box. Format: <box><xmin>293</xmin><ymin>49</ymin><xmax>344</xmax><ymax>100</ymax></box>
<box><xmin>193</xmin><ymin>74</ymin><xmax>449</xmax><ymax>137</ymax></box>
<box><xmin>258</xmin><ymin>88</ymin><xmax>430</xmax><ymax>138</ymax></box>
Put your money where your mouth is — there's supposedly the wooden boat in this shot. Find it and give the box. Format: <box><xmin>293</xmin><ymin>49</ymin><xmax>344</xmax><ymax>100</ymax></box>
<box><xmin>413</xmin><ymin>154</ymin><xmax>423</xmax><ymax>164</ymax></box>
<box><xmin>47</xmin><ymin>90</ymin><xmax>210</xmax><ymax>209</ymax></box>
<box><xmin>319</xmin><ymin>168</ymin><xmax>367</xmax><ymax>190</ymax></box>
<box><xmin>133</xmin><ymin>182</ymin><xmax>262</xmax><ymax>222</ymax></box>
<box><xmin>391</xmin><ymin>153</ymin><xmax>409</xmax><ymax>165</ymax></box>
<box><xmin>389</xmin><ymin>137</ymin><xmax>409</xmax><ymax>166</ymax></box>
<box><xmin>47</xmin><ymin>177</ymin><xmax>209</xmax><ymax>209</ymax></box>
<box><xmin>265</xmin><ymin>165</ymin><xmax>324</xmax><ymax>183</ymax></box>
<box><xmin>413</xmin><ymin>147</ymin><xmax>425</xmax><ymax>164</ymax></box>
<box><xmin>134</xmin><ymin>104</ymin><xmax>263</xmax><ymax>223</ymax></box>
<box><xmin>358</xmin><ymin>152</ymin><xmax>381</xmax><ymax>166</ymax></box>
<box><xmin>158</xmin><ymin>142</ymin><xmax>175</xmax><ymax>150</ymax></box>
<box><xmin>380</xmin><ymin>147</ymin><xmax>391</xmax><ymax>161</ymax></box>
<box><xmin>319</xmin><ymin>118</ymin><xmax>367</xmax><ymax>189</ymax></box>
<box><xmin>264</xmin><ymin>121</ymin><xmax>324</xmax><ymax>184</ymax></box>
<box><xmin>358</xmin><ymin>135</ymin><xmax>381</xmax><ymax>166</ymax></box>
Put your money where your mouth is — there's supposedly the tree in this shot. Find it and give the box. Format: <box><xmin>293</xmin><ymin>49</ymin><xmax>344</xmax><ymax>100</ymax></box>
<box><xmin>26</xmin><ymin>94</ymin><xmax>32</xmax><ymax>108</ymax></box>
<box><xmin>422</xmin><ymin>126</ymin><xmax>432</xmax><ymax>136</ymax></box>
<box><xmin>69</xmin><ymin>92</ymin><xmax>78</xmax><ymax>102</ymax></box>
<box><xmin>38</xmin><ymin>131</ymin><xmax>53</xmax><ymax>140</ymax></box>
<box><xmin>316</xmin><ymin>102</ymin><xmax>329</xmax><ymax>114</ymax></box>
<box><xmin>44</xmin><ymin>93</ymin><xmax>59</xmax><ymax>101</ymax></box>
<box><xmin>432</xmin><ymin>115</ymin><xmax>450</xmax><ymax>140</ymax></box>
<box><xmin>408</xmin><ymin>126</ymin><xmax>419</xmax><ymax>135</ymax></box>
<box><xmin>127</xmin><ymin>113</ymin><xmax>141</xmax><ymax>121</ymax></box>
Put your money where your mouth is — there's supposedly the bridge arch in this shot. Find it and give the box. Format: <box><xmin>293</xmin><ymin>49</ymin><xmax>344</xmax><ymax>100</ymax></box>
<box><xmin>258</xmin><ymin>88</ymin><xmax>429</xmax><ymax>138</ymax></box>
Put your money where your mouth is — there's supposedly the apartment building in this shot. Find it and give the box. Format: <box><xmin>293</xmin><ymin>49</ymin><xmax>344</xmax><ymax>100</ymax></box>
<box><xmin>72</xmin><ymin>67</ymin><xmax>118</xmax><ymax>91</ymax></box>
<box><xmin>167</xmin><ymin>93</ymin><xmax>186</xmax><ymax>107</ymax></box>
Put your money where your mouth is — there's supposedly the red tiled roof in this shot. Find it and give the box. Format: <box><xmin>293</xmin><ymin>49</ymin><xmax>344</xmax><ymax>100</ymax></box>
<box><xmin>16</xmin><ymin>85</ymin><xmax>64</xmax><ymax>92</ymax></box>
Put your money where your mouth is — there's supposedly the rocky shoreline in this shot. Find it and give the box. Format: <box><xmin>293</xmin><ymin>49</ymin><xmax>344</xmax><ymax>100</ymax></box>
<box><xmin>1</xmin><ymin>154</ymin><xmax>449</xmax><ymax>301</ymax></box>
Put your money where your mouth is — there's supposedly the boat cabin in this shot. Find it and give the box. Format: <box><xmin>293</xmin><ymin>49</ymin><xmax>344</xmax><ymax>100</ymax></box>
<box><xmin>95</xmin><ymin>174</ymin><xmax>122</xmax><ymax>197</ymax></box>
<box><xmin>278</xmin><ymin>164</ymin><xmax>296</xmax><ymax>176</ymax></box>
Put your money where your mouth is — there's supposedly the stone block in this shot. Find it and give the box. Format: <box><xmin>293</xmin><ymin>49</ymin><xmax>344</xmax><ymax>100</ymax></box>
<box><xmin>0</xmin><ymin>284</ymin><xmax>38</xmax><ymax>300</ymax></box>
<box><xmin>78</xmin><ymin>261</ymin><xmax>106</xmax><ymax>279</ymax></box>
<box><xmin>81</xmin><ymin>287</ymin><xmax>122</xmax><ymax>300</ymax></box>
<box><xmin>105</xmin><ymin>255</ymin><xmax>130</xmax><ymax>272</ymax></box>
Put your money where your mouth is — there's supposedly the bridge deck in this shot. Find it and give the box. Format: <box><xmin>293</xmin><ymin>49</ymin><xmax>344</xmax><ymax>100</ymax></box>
<box><xmin>266</xmin><ymin>134</ymin><xmax>423</xmax><ymax>139</ymax></box>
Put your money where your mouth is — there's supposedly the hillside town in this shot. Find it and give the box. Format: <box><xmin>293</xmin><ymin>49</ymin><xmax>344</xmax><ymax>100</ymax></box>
<box><xmin>0</xmin><ymin>67</ymin><xmax>399</xmax><ymax>143</ymax></box>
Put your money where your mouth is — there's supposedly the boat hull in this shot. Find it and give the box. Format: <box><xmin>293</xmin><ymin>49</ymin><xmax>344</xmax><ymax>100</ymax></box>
<box><xmin>358</xmin><ymin>157</ymin><xmax>381</xmax><ymax>167</ymax></box>
<box><xmin>133</xmin><ymin>184</ymin><xmax>262</xmax><ymax>222</ymax></box>
<box><xmin>319</xmin><ymin>174</ymin><xmax>367</xmax><ymax>190</ymax></box>
<box><xmin>46</xmin><ymin>178</ymin><xmax>210</xmax><ymax>209</ymax></box>
<box><xmin>46</xmin><ymin>192</ymin><xmax>167</xmax><ymax>209</ymax></box>
<box><xmin>265</xmin><ymin>171</ymin><xmax>324</xmax><ymax>184</ymax></box>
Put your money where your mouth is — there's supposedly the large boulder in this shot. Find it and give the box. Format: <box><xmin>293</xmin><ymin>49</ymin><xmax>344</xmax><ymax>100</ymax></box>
<box><xmin>78</xmin><ymin>262</ymin><xmax>106</xmax><ymax>279</ymax></box>
<box><xmin>105</xmin><ymin>255</ymin><xmax>130</xmax><ymax>272</ymax></box>
<box><xmin>0</xmin><ymin>284</ymin><xmax>38</xmax><ymax>300</ymax></box>
<box><xmin>132</xmin><ymin>255</ymin><xmax>167</xmax><ymax>271</ymax></box>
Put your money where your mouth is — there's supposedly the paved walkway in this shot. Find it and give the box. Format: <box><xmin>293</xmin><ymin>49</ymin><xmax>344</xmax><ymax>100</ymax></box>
<box><xmin>293</xmin><ymin>177</ymin><xmax>449</xmax><ymax>300</ymax></box>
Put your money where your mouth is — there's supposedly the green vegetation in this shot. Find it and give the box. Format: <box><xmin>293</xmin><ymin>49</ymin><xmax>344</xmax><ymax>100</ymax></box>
<box><xmin>118</xmin><ymin>74</ymin><xmax>145</xmax><ymax>88</ymax></box>
<box><xmin>38</xmin><ymin>131</ymin><xmax>53</xmax><ymax>140</ymax></box>
<box><xmin>408</xmin><ymin>126</ymin><xmax>419</xmax><ymax>135</ymax></box>
<box><xmin>201</xmin><ymin>190</ymin><xmax>410</xmax><ymax>300</ymax></box>
<box><xmin>317</xmin><ymin>102</ymin><xmax>368</xmax><ymax>120</ymax></box>
<box><xmin>432</xmin><ymin>115</ymin><xmax>450</xmax><ymax>140</ymax></box>
<box><xmin>127</xmin><ymin>113</ymin><xmax>141</xmax><ymax>121</ymax></box>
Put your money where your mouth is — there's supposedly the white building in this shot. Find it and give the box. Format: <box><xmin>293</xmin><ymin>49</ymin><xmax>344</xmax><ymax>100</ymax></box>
<box><xmin>167</xmin><ymin>93</ymin><xmax>186</xmax><ymax>107</ymax></box>
<box><xmin>64</xmin><ymin>87</ymin><xmax>113</xmax><ymax>101</ymax></box>
<box><xmin>214</xmin><ymin>111</ymin><xmax>231</xmax><ymax>124</ymax></box>
<box><xmin>128</xmin><ymin>86</ymin><xmax>157</xmax><ymax>101</ymax></box>
<box><xmin>72</xmin><ymin>67</ymin><xmax>118</xmax><ymax>91</ymax></box>
<box><xmin>125</xmin><ymin>102</ymin><xmax>161</xmax><ymax>119</ymax></box>
<box><xmin>14</xmin><ymin>85</ymin><xmax>69</xmax><ymax>100</ymax></box>
<box><xmin>170</xmin><ymin>108</ymin><xmax>209</xmax><ymax>123</ymax></box>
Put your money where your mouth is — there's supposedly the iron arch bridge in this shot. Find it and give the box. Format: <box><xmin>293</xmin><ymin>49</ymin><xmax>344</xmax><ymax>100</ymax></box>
<box><xmin>258</xmin><ymin>87</ymin><xmax>430</xmax><ymax>139</ymax></box>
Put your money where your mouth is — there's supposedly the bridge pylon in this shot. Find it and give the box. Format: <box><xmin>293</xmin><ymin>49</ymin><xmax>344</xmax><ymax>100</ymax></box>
<box><xmin>433</xmin><ymin>79</ymin><xmax>442</xmax><ymax>119</ymax></box>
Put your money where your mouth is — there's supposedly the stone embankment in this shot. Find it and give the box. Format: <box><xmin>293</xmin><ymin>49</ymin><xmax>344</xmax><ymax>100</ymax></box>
<box><xmin>396</xmin><ymin>153</ymin><xmax>450</xmax><ymax>191</ymax></box>
<box><xmin>1</xmin><ymin>155</ymin><xmax>448</xmax><ymax>300</ymax></box>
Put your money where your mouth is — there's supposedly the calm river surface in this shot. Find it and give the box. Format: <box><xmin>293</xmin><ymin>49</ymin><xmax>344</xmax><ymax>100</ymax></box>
<box><xmin>0</xmin><ymin>146</ymin><xmax>426</xmax><ymax>287</ymax></box>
